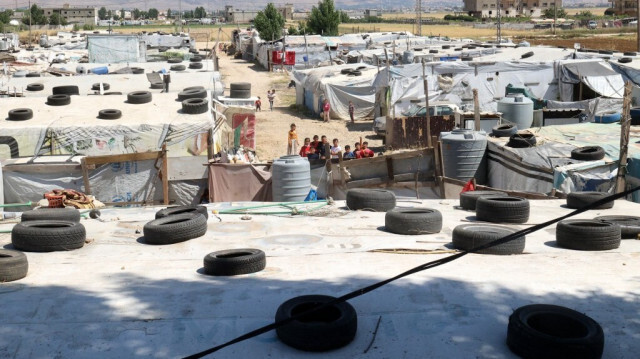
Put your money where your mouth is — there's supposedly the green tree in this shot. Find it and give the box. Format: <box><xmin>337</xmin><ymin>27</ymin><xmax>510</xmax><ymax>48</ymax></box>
<box><xmin>133</xmin><ymin>8</ymin><xmax>141</xmax><ymax>20</ymax></box>
<box><xmin>0</xmin><ymin>9</ymin><xmax>13</xmax><ymax>24</ymax></box>
<box><xmin>49</xmin><ymin>13</ymin><xmax>62</xmax><ymax>25</ymax></box>
<box><xmin>98</xmin><ymin>7</ymin><xmax>107</xmax><ymax>20</ymax></box>
<box><xmin>113</xmin><ymin>13</ymin><xmax>120</xmax><ymax>21</ymax></box>
<box><xmin>307</xmin><ymin>0</ymin><xmax>340</xmax><ymax>35</ymax></box>
<box><xmin>23</xmin><ymin>4</ymin><xmax>47</xmax><ymax>25</ymax></box>
<box><xmin>167</xmin><ymin>9</ymin><xmax>172</xmax><ymax>18</ymax></box>
<box><xmin>543</xmin><ymin>7</ymin><xmax>567</xmax><ymax>19</ymax></box>
<box><xmin>288</xmin><ymin>24</ymin><xmax>298</xmax><ymax>35</ymax></box>
<box><xmin>339</xmin><ymin>10</ymin><xmax>350</xmax><ymax>23</ymax></box>
<box><xmin>195</xmin><ymin>6</ymin><xmax>207</xmax><ymax>19</ymax></box>
<box><xmin>253</xmin><ymin>3</ymin><xmax>285</xmax><ymax>41</ymax></box>
<box><xmin>148</xmin><ymin>8</ymin><xmax>159</xmax><ymax>19</ymax></box>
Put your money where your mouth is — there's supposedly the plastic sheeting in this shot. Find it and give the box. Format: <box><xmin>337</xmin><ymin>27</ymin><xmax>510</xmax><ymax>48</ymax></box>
<box><xmin>559</xmin><ymin>60</ymin><xmax>624</xmax><ymax>100</ymax></box>
<box><xmin>88</xmin><ymin>36</ymin><xmax>146</xmax><ymax>63</ymax></box>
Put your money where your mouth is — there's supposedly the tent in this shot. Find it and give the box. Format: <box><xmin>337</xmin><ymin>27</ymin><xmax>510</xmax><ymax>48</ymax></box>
<box><xmin>558</xmin><ymin>60</ymin><xmax>625</xmax><ymax>101</ymax></box>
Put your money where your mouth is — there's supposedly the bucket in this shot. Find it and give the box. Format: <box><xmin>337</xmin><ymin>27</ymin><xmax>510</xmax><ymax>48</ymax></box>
<box><xmin>44</xmin><ymin>193</ymin><xmax>65</xmax><ymax>208</ymax></box>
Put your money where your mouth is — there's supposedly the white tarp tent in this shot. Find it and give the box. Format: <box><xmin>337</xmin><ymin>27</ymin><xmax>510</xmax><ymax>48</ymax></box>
<box><xmin>87</xmin><ymin>35</ymin><xmax>146</xmax><ymax>63</ymax></box>
<box><xmin>558</xmin><ymin>60</ymin><xmax>625</xmax><ymax>101</ymax></box>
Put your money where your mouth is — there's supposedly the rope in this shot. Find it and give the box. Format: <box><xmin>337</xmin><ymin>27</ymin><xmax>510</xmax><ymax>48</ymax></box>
<box><xmin>183</xmin><ymin>185</ymin><xmax>640</xmax><ymax>359</ymax></box>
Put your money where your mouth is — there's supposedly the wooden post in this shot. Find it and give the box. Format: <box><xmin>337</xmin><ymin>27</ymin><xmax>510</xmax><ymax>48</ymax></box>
<box><xmin>207</xmin><ymin>128</ymin><xmax>214</xmax><ymax>161</ymax></box>
<box><xmin>81</xmin><ymin>157</ymin><xmax>92</xmax><ymax>195</ymax></box>
<box><xmin>422</xmin><ymin>59</ymin><xmax>431</xmax><ymax>148</ymax></box>
<box><xmin>432</xmin><ymin>136</ymin><xmax>444</xmax><ymax>199</ymax></box>
<box><xmin>338</xmin><ymin>151</ymin><xmax>346</xmax><ymax>186</ymax></box>
<box><xmin>473</xmin><ymin>88</ymin><xmax>480</xmax><ymax>131</ymax></box>
<box><xmin>616</xmin><ymin>81</ymin><xmax>633</xmax><ymax>193</ymax></box>
<box><xmin>161</xmin><ymin>143</ymin><xmax>169</xmax><ymax>205</ymax></box>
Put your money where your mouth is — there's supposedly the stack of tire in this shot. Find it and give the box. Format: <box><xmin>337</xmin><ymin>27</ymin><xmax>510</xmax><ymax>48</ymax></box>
<box><xmin>340</xmin><ymin>67</ymin><xmax>365</xmax><ymax>77</ymax></box>
<box><xmin>12</xmin><ymin>208</ymin><xmax>86</xmax><ymax>252</ymax></box>
<box><xmin>570</xmin><ymin>146</ymin><xmax>605</xmax><ymax>161</ymax></box>
<box><xmin>229</xmin><ymin>82</ymin><xmax>251</xmax><ymax>99</ymax></box>
<box><xmin>143</xmin><ymin>205</ymin><xmax>208</xmax><ymax>244</ymax></box>
<box><xmin>178</xmin><ymin>86</ymin><xmax>208</xmax><ymax>115</ymax></box>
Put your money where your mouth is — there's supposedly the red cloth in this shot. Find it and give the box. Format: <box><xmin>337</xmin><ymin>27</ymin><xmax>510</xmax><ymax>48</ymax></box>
<box><xmin>323</xmin><ymin>102</ymin><xmax>330</xmax><ymax>112</ymax></box>
<box><xmin>354</xmin><ymin>151</ymin><xmax>363</xmax><ymax>159</ymax></box>
<box><xmin>299</xmin><ymin>145</ymin><xmax>311</xmax><ymax>157</ymax></box>
<box><xmin>461</xmin><ymin>179</ymin><xmax>476</xmax><ymax>193</ymax></box>
<box><xmin>362</xmin><ymin>148</ymin><xmax>374</xmax><ymax>157</ymax></box>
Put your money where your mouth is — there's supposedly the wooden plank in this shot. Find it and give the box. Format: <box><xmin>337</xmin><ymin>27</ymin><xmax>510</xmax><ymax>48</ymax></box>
<box><xmin>80</xmin><ymin>157</ymin><xmax>92</xmax><ymax>195</ymax></box>
<box><xmin>84</xmin><ymin>151</ymin><xmax>163</xmax><ymax>166</ymax></box>
<box><xmin>473</xmin><ymin>88</ymin><xmax>480</xmax><ymax>131</ymax></box>
<box><xmin>440</xmin><ymin>176</ymin><xmax>557</xmax><ymax>199</ymax></box>
<box><xmin>386</xmin><ymin>157</ymin><xmax>394</xmax><ymax>180</ymax></box>
<box><xmin>337</xmin><ymin>151</ymin><xmax>346</xmax><ymax>186</ymax></box>
<box><xmin>161</xmin><ymin>144</ymin><xmax>169</xmax><ymax>205</ymax></box>
<box><xmin>616</xmin><ymin>81</ymin><xmax>633</xmax><ymax>193</ymax></box>
<box><xmin>341</xmin><ymin>149</ymin><xmax>431</xmax><ymax>169</ymax></box>
<box><xmin>345</xmin><ymin>171</ymin><xmax>435</xmax><ymax>188</ymax></box>
<box><xmin>1</xmin><ymin>163</ymin><xmax>81</xmax><ymax>173</ymax></box>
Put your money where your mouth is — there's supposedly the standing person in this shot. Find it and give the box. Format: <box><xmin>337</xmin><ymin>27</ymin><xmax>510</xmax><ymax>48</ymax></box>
<box><xmin>255</xmin><ymin>96</ymin><xmax>262</xmax><ymax>111</ymax></box>
<box><xmin>361</xmin><ymin>138</ymin><xmax>374</xmax><ymax>158</ymax></box>
<box><xmin>162</xmin><ymin>71</ymin><xmax>171</xmax><ymax>93</ymax></box>
<box><xmin>353</xmin><ymin>142</ymin><xmax>362</xmax><ymax>159</ymax></box>
<box><xmin>268</xmin><ymin>89</ymin><xmax>276</xmax><ymax>111</ymax></box>
<box><xmin>348</xmin><ymin>101</ymin><xmax>355</xmax><ymax>123</ymax></box>
<box><xmin>330</xmin><ymin>138</ymin><xmax>342</xmax><ymax>159</ymax></box>
<box><xmin>322</xmin><ymin>99</ymin><xmax>331</xmax><ymax>122</ymax></box>
<box><xmin>287</xmin><ymin>123</ymin><xmax>298</xmax><ymax>155</ymax></box>
<box><xmin>343</xmin><ymin>145</ymin><xmax>355</xmax><ymax>159</ymax></box>
<box><xmin>317</xmin><ymin>135</ymin><xmax>329</xmax><ymax>159</ymax></box>
<box><xmin>299</xmin><ymin>137</ymin><xmax>312</xmax><ymax>157</ymax></box>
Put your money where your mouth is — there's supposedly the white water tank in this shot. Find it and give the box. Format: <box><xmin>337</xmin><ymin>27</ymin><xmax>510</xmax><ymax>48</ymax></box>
<box><xmin>272</xmin><ymin>155</ymin><xmax>311</xmax><ymax>202</ymax></box>
<box><xmin>497</xmin><ymin>94</ymin><xmax>534</xmax><ymax>129</ymax></box>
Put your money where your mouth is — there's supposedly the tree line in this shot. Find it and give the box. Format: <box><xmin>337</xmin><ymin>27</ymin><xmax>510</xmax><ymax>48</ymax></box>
<box><xmin>97</xmin><ymin>6</ymin><xmax>207</xmax><ymax>21</ymax></box>
<box><xmin>255</xmin><ymin>0</ymin><xmax>343</xmax><ymax>41</ymax></box>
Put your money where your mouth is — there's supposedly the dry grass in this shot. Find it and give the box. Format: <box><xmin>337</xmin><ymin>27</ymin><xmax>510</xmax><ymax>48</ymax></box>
<box><xmin>339</xmin><ymin>23</ymin><xmax>531</xmax><ymax>39</ymax></box>
<box><xmin>381</xmin><ymin>7</ymin><xmax>610</xmax><ymax>19</ymax></box>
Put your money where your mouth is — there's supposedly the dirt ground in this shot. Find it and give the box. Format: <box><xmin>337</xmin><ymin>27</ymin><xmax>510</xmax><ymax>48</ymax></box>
<box><xmin>216</xmin><ymin>54</ymin><xmax>383</xmax><ymax>162</ymax></box>
<box><xmin>526</xmin><ymin>36</ymin><xmax>638</xmax><ymax>52</ymax></box>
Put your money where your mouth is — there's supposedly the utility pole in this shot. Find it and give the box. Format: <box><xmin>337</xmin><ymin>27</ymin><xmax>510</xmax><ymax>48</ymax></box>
<box><xmin>179</xmin><ymin>0</ymin><xmax>183</xmax><ymax>32</ymax></box>
<box><xmin>496</xmin><ymin>0</ymin><xmax>501</xmax><ymax>43</ymax></box>
<box><xmin>553</xmin><ymin>0</ymin><xmax>557</xmax><ymax>36</ymax></box>
<box><xmin>28</xmin><ymin>0</ymin><xmax>31</xmax><ymax>49</ymax></box>
<box><xmin>637</xmin><ymin>0</ymin><xmax>640</xmax><ymax>51</ymax></box>
<box><xmin>416</xmin><ymin>0</ymin><xmax>421</xmax><ymax>36</ymax></box>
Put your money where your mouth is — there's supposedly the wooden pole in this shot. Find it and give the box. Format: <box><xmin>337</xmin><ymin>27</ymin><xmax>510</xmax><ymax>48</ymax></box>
<box><xmin>161</xmin><ymin>143</ymin><xmax>169</xmax><ymax>205</ymax></box>
<box><xmin>473</xmin><ymin>88</ymin><xmax>480</xmax><ymax>131</ymax></box>
<box><xmin>422</xmin><ymin>59</ymin><xmax>431</xmax><ymax>148</ymax></box>
<box><xmin>616</xmin><ymin>81</ymin><xmax>633</xmax><ymax>193</ymax></box>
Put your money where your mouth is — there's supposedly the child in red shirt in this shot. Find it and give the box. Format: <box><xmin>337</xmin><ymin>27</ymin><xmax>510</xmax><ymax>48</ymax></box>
<box><xmin>299</xmin><ymin>137</ymin><xmax>312</xmax><ymax>157</ymax></box>
<box><xmin>255</xmin><ymin>97</ymin><xmax>261</xmax><ymax>111</ymax></box>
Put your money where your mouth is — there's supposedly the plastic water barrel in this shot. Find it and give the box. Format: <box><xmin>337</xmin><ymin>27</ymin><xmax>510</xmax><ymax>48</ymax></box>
<box><xmin>497</xmin><ymin>94</ymin><xmax>534</xmax><ymax>129</ymax></box>
<box><xmin>594</xmin><ymin>112</ymin><xmax>621</xmax><ymax>123</ymax></box>
<box><xmin>272</xmin><ymin>155</ymin><xmax>311</xmax><ymax>202</ymax></box>
<box><xmin>91</xmin><ymin>66</ymin><xmax>109</xmax><ymax>75</ymax></box>
<box><xmin>13</xmin><ymin>71</ymin><xmax>27</xmax><ymax>78</ymax></box>
<box><xmin>402</xmin><ymin>51</ymin><xmax>415</xmax><ymax>64</ymax></box>
<box><xmin>440</xmin><ymin>129</ymin><xmax>488</xmax><ymax>184</ymax></box>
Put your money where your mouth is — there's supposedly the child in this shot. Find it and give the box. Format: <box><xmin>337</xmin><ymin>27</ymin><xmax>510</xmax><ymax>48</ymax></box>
<box><xmin>307</xmin><ymin>146</ymin><xmax>319</xmax><ymax>160</ymax></box>
<box><xmin>299</xmin><ymin>137</ymin><xmax>312</xmax><ymax>157</ymax></box>
<box><xmin>348</xmin><ymin>101</ymin><xmax>355</xmax><ymax>123</ymax></box>
<box><xmin>322</xmin><ymin>99</ymin><xmax>330</xmax><ymax>122</ymax></box>
<box><xmin>255</xmin><ymin>96</ymin><xmax>261</xmax><ymax>111</ymax></box>
<box><xmin>343</xmin><ymin>145</ymin><xmax>355</xmax><ymax>159</ymax></box>
<box><xmin>268</xmin><ymin>89</ymin><xmax>276</xmax><ymax>111</ymax></box>
<box><xmin>361</xmin><ymin>141</ymin><xmax>374</xmax><ymax>158</ymax></box>
<box><xmin>330</xmin><ymin>138</ymin><xmax>342</xmax><ymax>159</ymax></box>
<box><xmin>310</xmin><ymin>135</ymin><xmax>320</xmax><ymax>149</ymax></box>
<box><xmin>354</xmin><ymin>142</ymin><xmax>363</xmax><ymax>159</ymax></box>
<box><xmin>287</xmin><ymin>123</ymin><xmax>298</xmax><ymax>155</ymax></box>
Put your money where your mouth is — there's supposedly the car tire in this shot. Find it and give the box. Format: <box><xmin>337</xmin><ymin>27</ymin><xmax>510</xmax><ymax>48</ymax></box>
<box><xmin>26</xmin><ymin>83</ymin><xmax>44</xmax><ymax>91</ymax></box>
<box><xmin>203</xmin><ymin>248</ymin><xmax>266</xmax><ymax>276</ymax></box>
<box><xmin>521</xmin><ymin>51</ymin><xmax>534</xmax><ymax>59</ymax></box>
<box><xmin>92</xmin><ymin>82</ymin><xmax>110</xmax><ymax>91</ymax></box>
<box><xmin>385</xmin><ymin>208</ymin><xmax>442</xmax><ymax>235</ymax></box>
<box><xmin>556</xmin><ymin>219</ymin><xmax>621</xmax><ymax>250</ymax></box>
<box><xmin>507</xmin><ymin>132</ymin><xmax>536</xmax><ymax>148</ymax></box>
<box><xmin>452</xmin><ymin>223</ymin><xmax>525</xmax><ymax>255</ymax></box>
<box><xmin>618</xmin><ymin>57</ymin><xmax>632</xmax><ymax>64</ymax></box>
<box><xmin>566</xmin><ymin>191</ymin><xmax>614</xmax><ymax>210</ymax></box>
<box><xmin>492</xmin><ymin>124</ymin><xmax>518</xmax><ymax>137</ymax></box>
<box><xmin>168</xmin><ymin>57</ymin><xmax>183</xmax><ymax>63</ymax></box>
<box><xmin>275</xmin><ymin>295</ymin><xmax>357</xmax><ymax>352</ymax></box>
<box><xmin>459</xmin><ymin>190</ymin><xmax>507</xmax><ymax>211</ymax></box>
<box><xmin>507</xmin><ymin>304</ymin><xmax>604</xmax><ymax>359</ymax></box>
<box><xmin>143</xmin><ymin>213</ymin><xmax>207</xmax><ymax>245</ymax></box>
<box><xmin>98</xmin><ymin>109</ymin><xmax>122</xmax><ymax>120</ymax></box>
<box><xmin>52</xmin><ymin>85</ymin><xmax>79</xmax><ymax>96</ymax></box>
<box><xmin>189</xmin><ymin>62</ymin><xmax>203</xmax><ymax>69</ymax></box>
<box><xmin>150</xmin><ymin>82</ymin><xmax>164</xmax><ymax>89</ymax></box>
<box><xmin>182</xmin><ymin>98</ymin><xmax>208</xmax><ymax>114</ymax></box>
<box><xmin>594</xmin><ymin>215</ymin><xmax>640</xmax><ymax>239</ymax></box>
<box><xmin>8</xmin><ymin>108</ymin><xmax>33</xmax><ymax>121</ymax></box>
<box><xmin>190</xmin><ymin>56</ymin><xmax>202</xmax><ymax>62</ymax></box>
<box><xmin>177</xmin><ymin>88</ymin><xmax>207</xmax><ymax>101</ymax></box>
<box><xmin>131</xmin><ymin>67</ymin><xmax>144</xmax><ymax>74</ymax></box>
<box><xmin>21</xmin><ymin>208</ymin><xmax>80</xmax><ymax>223</ymax></box>
<box><xmin>170</xmin><ymin>64</ymin><xmax>186</xmax><ymax>71</ymax></box>
<box><xmin>0</xmin><ymin>249</ymin><xmax>28</xmax><ymax>282</ymax></box>
<box><xmin>155</xmin><ymin>205</ymin><xmax>209</xmax><ymax>219</ymax></box>
<box><xmin>346</xmin><ymin>189</ymin><xmax>396</xmax><ymax>212</ymax></box>
<box><xmin>476</xmin><ymin>196</ymin><xmax>530</xmax><ymax>224</ymax></box>
<box><xmin>127</xmin><ymin>91</ymin><xmax>152</xmax><ymax>104</ymax></box>
<box><xmin>230</xmin><ymin>82</ymin><xmax>251</xmax><ymax>91</ymax></box>
<box><xmin>571</xmin><ymin>146</ymin><xmax>605</xmax><ymax>161</ymax></box>
<box><xmin>46</xmin><ymin>94</ymin><xmax>71</xmax><ymax>106</ymax></box>
<box><xmin>11</xmin><ymin>220</ymin><xmax>86</xmax><ymax>252</ymax></box>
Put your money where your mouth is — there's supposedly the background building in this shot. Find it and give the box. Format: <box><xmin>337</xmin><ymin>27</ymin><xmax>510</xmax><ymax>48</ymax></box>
<box><xmin>224</xmin><ymin>4</ymin><xmax>295</xmax><ymax>23</ymax></box>
<box><xmin>464</xmin><ymin>0</ymin><xmax>560</xmax><ymax>18</ymax></box>
<box><xmin>43</xmin><ymin>4</ymin><xmax>97</xmax><ymax>25</ymax></box>
<box><xmin>610</xmin><ymin>0</ymin><xmax>637</xmax><ymax>16</ymax></box>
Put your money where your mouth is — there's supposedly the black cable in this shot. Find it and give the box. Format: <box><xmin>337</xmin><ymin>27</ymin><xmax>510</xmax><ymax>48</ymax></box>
<box><xmin>183</xmin><ymin>185</ymin><xmax>640</xmax><ymax>359</ymax></box>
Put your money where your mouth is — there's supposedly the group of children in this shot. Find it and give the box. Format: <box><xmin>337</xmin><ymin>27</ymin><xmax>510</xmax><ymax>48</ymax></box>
<box><xmin>255</xmin><ymin>89</ymin><xmax>276</xmax><ymax>112</ymax></box>
<box><xmin>287</xmin><ymin>123</ymin><xmax>374</xmax><ymax>160</ymax></box>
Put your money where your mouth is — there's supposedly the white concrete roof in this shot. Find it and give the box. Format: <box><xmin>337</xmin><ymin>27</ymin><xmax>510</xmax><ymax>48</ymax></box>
<box><xmin>0</xmin><ymin>198</ymin><xmax>638</xmax><ymax>358</ymax></box>
<box><xmin>3</xmin><ymin>70</ymin><xmax>221</xmax><ymax>97</ymax></box>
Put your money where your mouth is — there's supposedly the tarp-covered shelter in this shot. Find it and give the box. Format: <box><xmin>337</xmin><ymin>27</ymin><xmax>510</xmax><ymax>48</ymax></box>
<box><xmin>87</xmin><ymin>35</ymin><xmax>146</xmax><ymax>63</ymax></box>
<box><xmin>558</xmin><ymin>60</ymin><xmax>625</xmax><ymax>101</ymax></box>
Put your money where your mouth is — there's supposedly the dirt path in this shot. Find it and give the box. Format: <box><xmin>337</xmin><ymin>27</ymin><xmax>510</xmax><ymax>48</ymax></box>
<box><xmin>217</xmin><ymin>54</ymin><xmax>383</xmax><ymax>161</ymax></box>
